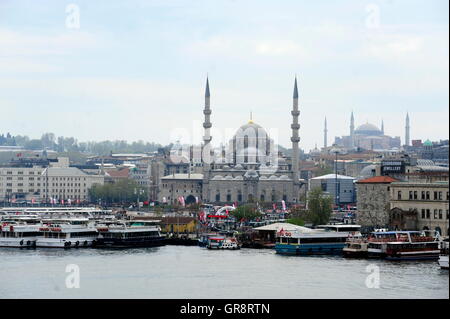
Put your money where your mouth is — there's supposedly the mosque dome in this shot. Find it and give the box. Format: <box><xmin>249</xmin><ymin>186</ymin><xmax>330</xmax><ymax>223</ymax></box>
<box><xmin>232</xmin><ymin>120</ymin><xmax>272</xmax><ymax>164</ymax></box>
<box><xmin>354</xmin><ymin>123</ymin><xmax>382</xmax><ymax>136</ymax></box>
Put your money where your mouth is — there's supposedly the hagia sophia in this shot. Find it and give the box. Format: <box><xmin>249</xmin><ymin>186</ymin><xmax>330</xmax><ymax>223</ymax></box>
<box><xmin>332</xmin><ymin>112</ymin><xmax>408</xmax><ymax>151</ymax></box>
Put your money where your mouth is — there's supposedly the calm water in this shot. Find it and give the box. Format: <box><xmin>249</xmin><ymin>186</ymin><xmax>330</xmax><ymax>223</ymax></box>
<box><xmin>0</xmin><ymin>246</ymin><xmax>448</xmax><ymax>299</ymax></box>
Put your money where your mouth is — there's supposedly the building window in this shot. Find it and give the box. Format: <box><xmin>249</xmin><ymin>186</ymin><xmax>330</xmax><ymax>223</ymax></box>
<box><xmin>438</xmin><ymin>192</ymin><xmax>442</xmax><ymax>200</ymax></box>
<box><xmin>413</xmin><ymin>191</ymin><xmax>417</xmax><ymax>200</ymax></box>
<box><xmin>426</xmin><ymin>209</ymin><xmax>430</xmax><ymax>219</ymax></box>
<box><xmin>439</xmin><ymin>210</ymin><xmax>443</xmax><ymax>219</ymax></box>
<box><xmin>397</xmin><ymin>191</ymin><xmax>402</xmax><ymax>200</ymax></box>
<box><xmin>426</xmin><ymin>191</ymin><xmax>430</xmax><ymax>200</ymax></box>
<box><xmin>421</xmin><ymin>191</ymin><xmax>425</xmax><ymax>200</ymax></box>
<box><xmin>433</xmin><ymin>209</ymin><xmax>437</xmax><ymax>219</ymax></box>
<box><xmin>421</xmin><ymin>209</ymin><xmax>425</xmax><ymax>219</ymax></box>
<box><xmin>434</xmin><ymin>191</ymin><xmax>438</xmax><ymax>200</ymax></box>
<box><xmin>409</xmin><ymin>191</ymin><xmax>413</xmax><ymax>200</ymax></box>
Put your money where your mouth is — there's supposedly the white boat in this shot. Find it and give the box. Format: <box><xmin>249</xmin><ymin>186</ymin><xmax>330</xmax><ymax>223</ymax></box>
<box><xmin>36</xmin><ymin>218</ymin><xmax>98</xmax><ymax>248</ymax></box>
<box><xmin>206</xmin><ymin>236</ymin><xmax>240</xmax><ymax>250</ymax></box>
<box><xmin>0</xmin><ymin>223</ymin><xmax>41</xmax><ymax>248</ymax></box>
<box><xmin>439</xmin><ymin>238</ymin><xmax>449</xmax><ymax>270</ymax></box>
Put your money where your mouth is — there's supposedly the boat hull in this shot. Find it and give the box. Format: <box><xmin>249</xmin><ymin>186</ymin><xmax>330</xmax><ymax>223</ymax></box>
<box><xmin>0</xmin><ymin>238</ymin><xmax>37</xmax><ymax>248</ymax></box>
<box><xmin>36</xmin><ymin>238</ymin><xmax>95</xmax><ymax>248</ymax></box>
<box><xmin>343</xmin><ymin>249</ymin><xmax>368</xmax><ymax>258</ymax></box>
<box><xmin>95</xmin><ymin>236</ymin><xmax>166</xmax><ymax>248</ymax></box>
<box><xmin>275</xmin><ymin>243</ymin><xmax>346</xmax><ymax>255</ymax></box>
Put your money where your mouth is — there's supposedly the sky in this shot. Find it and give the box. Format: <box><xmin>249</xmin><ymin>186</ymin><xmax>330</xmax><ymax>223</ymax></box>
<box><xmin>0</xmin><ymin>0</ymin><xmax>448</xmax><ymax>152</ymax></box>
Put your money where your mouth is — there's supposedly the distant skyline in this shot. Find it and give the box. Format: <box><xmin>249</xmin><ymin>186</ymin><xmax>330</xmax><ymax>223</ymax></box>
<box><xmin>0</xmin><ymin>0</ymin><xmax>448</xmax><ymax>151</ymax></box>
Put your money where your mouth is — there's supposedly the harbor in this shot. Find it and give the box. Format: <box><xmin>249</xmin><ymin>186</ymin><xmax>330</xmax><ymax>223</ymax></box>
<box><xmin>0</xmin><ymin>245</ymin><xmax>447</xmax><ymax>299</ymax></box>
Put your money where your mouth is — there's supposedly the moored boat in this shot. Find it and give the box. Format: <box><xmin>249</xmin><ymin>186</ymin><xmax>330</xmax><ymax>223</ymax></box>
<box><xmin>0</xmin><ymin>223</ymin><xmax>40</xmax><ymax>248</ymax></box>
<box><xmin>368</xmin><ymin>230</ymin><xmax>440</xmax><ymax>260</ymax></box>
<box><xmin>275</xmin><ymin>224</ymin><xmax>362</xmax><ymax>255</ymax></box>
<box><xmin>36</xmin><ymin>218</ymin><xmax>98</xmax><ymax>248</ymax></box>
<box><xmin>95</xmin><ymin>220</ymin><xmax>165</xmax><ymax>248</ymax></box>
<box><xmin>343</xmin><ymin>238</ymin><xmax>368</xmax><ymax>258</ymax></box>
<box><xmin>206</xmin><ymin>236</ymin><xmax>240</xmax><ymax>250</ymax></box>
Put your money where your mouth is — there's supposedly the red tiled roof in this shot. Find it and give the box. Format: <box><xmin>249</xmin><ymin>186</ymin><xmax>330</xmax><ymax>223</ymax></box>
<box><xmin>105</xmin><ymin>168</ymin><xmax>130</xmax><ymax>178</ymax></box>
<box><xmin>357</xmin><ymin>176</ymin><xmax>398</xmax><ymax>183</ymax></box>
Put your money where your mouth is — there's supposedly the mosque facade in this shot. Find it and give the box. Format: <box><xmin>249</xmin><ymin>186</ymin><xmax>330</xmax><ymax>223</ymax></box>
<box><xmin>159</xmin><ymin>78</ymin><xmax>303</xmax><ymax>205</ymax></box>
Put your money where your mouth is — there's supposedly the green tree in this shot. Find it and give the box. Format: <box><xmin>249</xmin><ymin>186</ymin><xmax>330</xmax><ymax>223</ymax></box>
<box><xmin>231</xmin><ymin>204</ymin><xmax>261</xmax><ymax>221</ymax></box>
<box><xmin>306</xmin><ymin>187</ymin><xmax>332</xmax><ymax>225</ymax></box>
<box><xmin>286</xmin><ymin>217</ymin><xmax>305</xmax><ymax>226</ymax></box>
<box><xmin>89</xmin><ymin>179</ymin><xmax>147</xmax><ymax>205</ymax></box>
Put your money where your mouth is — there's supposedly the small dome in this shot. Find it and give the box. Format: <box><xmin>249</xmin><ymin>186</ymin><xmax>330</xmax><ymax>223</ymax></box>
<box><xmin>234</xmin><ymin>164</ymin><xmax>244</xmax><ymax>169</ymax></box>
<box><xmin>244</xmin><ymin>169</ymin><xmax>259</xmax><ymax>178</ymax></box>
<box><xmin>423</xmin><ymin>139</ymin><xmax>433</xmax><ymax>146</ymax></box>
<box><xmin>279</xmin><ymin>175</ymin><xmax>290</xmax><ymax>180</ymax></box>
<box><xmin>212</xmin><ymin>175</ymin><xmax>223</xmax><ymax>180</ymax></box>
<box><xmin>234</xmin><ymin>175</ymin><xmax>243</xmax><ymax>180</ymax></box>
<box><xmin>268</xmin><ymin>175</ymin><xmax>279</xmax><ymax>180</ymax></box>
<box><xmin>259</xmin><ymin>175</ymin><xmax>268</xmax><ymax>180</ymax></box>
<box><xmin>224</xmin><ymin>175</ymin><xmax>233</xmax><ymax>180</ymax></box>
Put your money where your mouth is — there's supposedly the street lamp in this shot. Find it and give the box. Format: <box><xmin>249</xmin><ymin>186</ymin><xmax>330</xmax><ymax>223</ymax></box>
<box><xmin>331</xmin><ymin>147</ymin><xmax>340</xmax><ymax>210</ymax></box>
<box><xmin>134</xmin><ymin>188</ymin><xmax>145</xmax><ymax>211</ymax></box>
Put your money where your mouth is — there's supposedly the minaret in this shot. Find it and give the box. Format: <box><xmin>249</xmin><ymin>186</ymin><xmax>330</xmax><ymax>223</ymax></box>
<box><xmin>381</xmin><ymin>119</ymin><xmax>384</xmax><ymax>135</ymax></box>
<box><xmin>350</xmin><ymin>111</ymin><xmax>355</xmax><ymax>147</ymax></box>
<box><xmin>202</xmin><ymin>77</ymin><xmax>212</xmax><ymax>202</ymax></box>
<box><xmin>291</xmin><ymin>77</ymin><xmax>300</xmax><ymax>183</ymax></box>
<box><xmin>324</xmin><ymin>117</ymin><xmax>328</xmax><ymax>148</ymax></box>
<box><xmin>405</xmin><ymin>112</ymin><xmax>410</xmax><ymax>146</ymax></box>
<box><xmin>203</xmin><ymin>77</ymin><xmax>212</xmax><ymax>155</ymax></box>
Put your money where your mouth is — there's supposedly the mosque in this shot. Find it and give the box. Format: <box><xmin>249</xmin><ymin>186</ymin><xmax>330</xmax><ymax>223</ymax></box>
<box><xmin>159</xmin><ymin>78</ymin><xmax>303</xmax><ymax>205</ymax></box>
<box><xmin>332</xmin><ymin>112</ymin><xmax>406</xmax><ymax>150</ymax></box>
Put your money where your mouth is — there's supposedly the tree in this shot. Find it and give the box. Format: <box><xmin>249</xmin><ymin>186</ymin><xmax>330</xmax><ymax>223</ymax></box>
<box><xmin>230</xmin><ymin>204</ymin><xmax>261</xmax><ymax>221</ymax></box>
<box><xmin>89</xmin><ymin>179</ymin><xmax>147</xmax><ymax>205</ymax></box>
<box><xmin>306</xmin><ymin>187</ymin><xmax>332</xmax><ymax>225</ymax></box>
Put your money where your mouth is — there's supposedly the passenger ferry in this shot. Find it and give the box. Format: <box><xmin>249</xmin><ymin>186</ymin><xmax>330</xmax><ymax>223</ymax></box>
<box><xmin>367</xmin><ymin>230</ymin><xmax>440</xmax><ymax>260</ymax></box>
<box><xmin>37</xmin><ymin>218</ymin><xmax>98</xmax><ymax>248</ymax></box>
<box><xmin>275</xmin><ymin>225</ymin><xmax>362</xmax><ymax>255</ymax></box>
<box><xmin>95</xmin><ymin>220</ymin><xmax>165</xmax><ymax>248</ymax></box>
<box><xmin>0</xmin><ymin>223</ymin><xmax>41</xmax><ymax>248</ymax></box>
<box><xmin>438</xmin><ymin>237</ymin><xmax>449</xmax><ymax>270</ymax></box>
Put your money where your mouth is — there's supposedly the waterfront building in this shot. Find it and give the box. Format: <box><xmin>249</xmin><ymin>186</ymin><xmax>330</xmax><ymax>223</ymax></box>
<box><xmin>356</xmin><ymin>176</ymin><xmax>398</xmax><ymax>228</ymax></box>
<box><xmin>308</xmin><ymin>173</ymin><xmax>356</xmax><ymax>205</ymax></box>
<box><xmin>0</xmin><ymin>157</ymin><xmax>104</xmax><ymax>203</ymax></box>
<box><xmin>160</xmin><ymin>173</ymin><xmax>203</xmax><ymax>204</ymax></box>
<box><xmin>389</xmin><ymin>181</ymin><xmax>449</xmax><ymax>236</ymax></box>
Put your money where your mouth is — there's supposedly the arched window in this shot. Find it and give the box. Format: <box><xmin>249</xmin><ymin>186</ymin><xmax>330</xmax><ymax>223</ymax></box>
<box><xmin>215</xmin><ymin>192</ymin><xmax>220</xmax><ymax>202</ymax></box>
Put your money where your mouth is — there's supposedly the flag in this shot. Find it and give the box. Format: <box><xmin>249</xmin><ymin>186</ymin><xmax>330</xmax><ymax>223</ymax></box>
<box><xmin>281</xmin><ymin>200</ymin><xmax>286</xmax><ymax>211</ymax></box>
<box><xmin>61</xmin><ymin>199</ymin><xmax>64</xmax><ymax>205</ymax></box>
<box><xmin>67</xmin><ymin>199</ymin><xmax>72</xmax><ymax>205</ymax></box>
<box><xmin>195</xmin><ymin>196</ymin><xmax>199</xmax><ymax>204</ymax></box>
<box><xmin>31</xmin><ymin>198</ymin><xmax>36</xmax><ymax>204</ymax></box>
<box><xmin>273</xmin><ymin>203</ymin><xmax>276</xmax><ymax>210</ymax></box>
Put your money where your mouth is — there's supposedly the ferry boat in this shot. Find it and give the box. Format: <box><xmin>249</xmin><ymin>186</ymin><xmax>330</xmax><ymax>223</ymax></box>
<box><xmin>343</xmin><ymin>238</ymin><xmax>368</xmax><ymax>258</ymax></box>
<box><xmin>275</xmin><ymin>225</ymin><xmax>362</xmax><ymax>255</ymax></box>
<box><xmin>95</xmin><ymin>220</ymin><xmax>165</xmax><ymax>248</ymax></box>
<box><xmin>206</xmin><ymin>236</ymin><xmax>240</xmax><ymax>250</ymax></box>
<box><xmin>37</xmin><ymin>218</ymin><xmax>98</xmax><ymax>248</ymax></box>
<box><xmin>438</xmin><ymin>237</ymin><xmax>449</xmax><ymax>270</ymax></box>
<box><xmin>0</xmin><ymin>223</ymin><xmax>41</xmax><ymax>248</ymax></box>
<box><xmin>367</xmin><ymin>230</ymin><xmax>440</xmax><ymax>260</ymax></box>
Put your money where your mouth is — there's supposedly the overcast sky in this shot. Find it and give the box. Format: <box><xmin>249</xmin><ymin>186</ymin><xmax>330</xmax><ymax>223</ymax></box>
<box><xmin>0</xmin><ymin>0</ymin><xmax>448</xmax><ymax>151</ymax></box>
